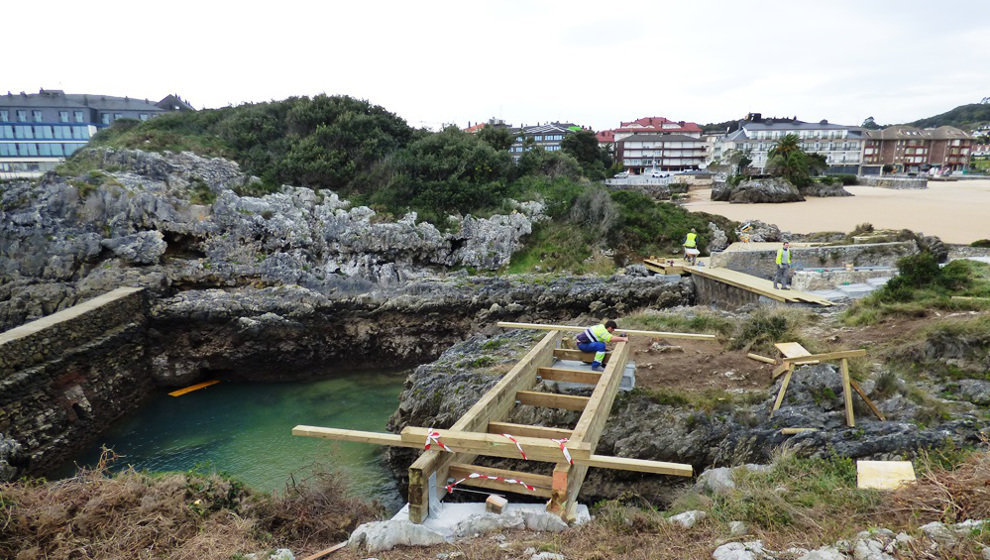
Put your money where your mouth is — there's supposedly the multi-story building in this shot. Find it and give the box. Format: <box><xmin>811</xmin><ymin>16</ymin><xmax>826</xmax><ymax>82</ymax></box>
<box><xmin>599</xmin><ymin>116</ymin><xmax>705</xmax><ymax>173</ymax></box>
<box><xmin>1</xmin><ymin>89</ymin><xmax>192</xmax><ymax>178</ymax></box>
<box><xmin>861</xmin><ymin>125</ymin><xmax>973</xmax><ymax>174</ymax></box>
<box><xmin>508</xmin><ymin>122</ymin><xmax>584</xmax><ymax>160</ymax></box>
<box><xmin>715</xmin><ymin>113</ymin><xmax>865</xmax><ymax>174</ymax></box>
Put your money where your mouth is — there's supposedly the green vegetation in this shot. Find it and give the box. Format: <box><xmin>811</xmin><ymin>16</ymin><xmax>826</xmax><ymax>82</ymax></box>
<box><xmin>844</xmin><ymin>255</ymin><xmax>990</xmax><ymax>325</ymax></box>
<box><xmin>729</xmin><ymin>307</ymin><xmax>814</xmax><ymax>354</ymax></box>
<box><xmin>766</xmin><ymin>134</ymin><xmax>827</xmax><ymax>188</ymax></box>
<box><xmin>623</xmin><ymin>309</ymin><xmax>735</xmax><ymax>338</ymax></box>
<box><xmin>70</xmin><ymin>94</ymin><xmax>712</xmax><ymax>272</ymax></box>
<box><xmin>909</xmin><ymin>103</ymin><xmax>990</xmax><ymax>130</ymax></box>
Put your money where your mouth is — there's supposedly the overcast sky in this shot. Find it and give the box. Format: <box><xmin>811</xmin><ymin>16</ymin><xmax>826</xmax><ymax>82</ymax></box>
<box><xmin>7</xmin><ymin>0</ymin><xmax>988</xmax><ymax>131</ymax></box>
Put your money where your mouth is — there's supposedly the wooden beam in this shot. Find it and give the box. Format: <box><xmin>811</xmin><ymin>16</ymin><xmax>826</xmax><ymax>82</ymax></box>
<box><xmin>840</xmin><ymin>358</ymin><xmax>855</xmax><ymax>428</ymax></box>
<box><xmin>448</xmin><ymin>463</ymin><xmax>553</xmax><ymax>498</ymax></box>
<box><xmin>497</xmin><ymin>321</ymin><xmax>717</xmax><ymax>341</ymax></box>
<box><xmin>538</xmin><ymin>366</ymin><xmax>602</xmax><ymax>385</ymax></box>
<box><xmin>780</xmin><ymin>428</ymin><xmax>818</xmax><ymax>435</ymax></box>
<box><xmin>516</xmin><ymin>390</ymin><xmax>590</xmax><ymax>411</ymax></box>
<box><xmin>771</xmin><ymin>363</ymin><xmax>792</xmax><ymax>379</ymax></box>
<box><xmin>771</xmin><ymin>369</ymin><xmax>793</xmax><ymax>416</ymax></box>
<box><xmin>401</xmin><ymin>427</ymin><xmax>591</xmax><ymax>463</ymax></box>
<box><xmin>487</xmin><ymin>421</ymin><xmax>573</xmax><ymax>440</ymax></box>
<box><xmin>581</xmin><ymin>454</ymin><xmax>693</xmax><ymax>477</ymax></box>
<box><xmin>292</xmin><ymin>426</ymin><xmax>408</xmax><ymax>447</ymax></box>
<box><xmin>747</xmin><ymin>353</ymin><xmax>777</xmax><ymax>364</ymax></box>
<box><xmin>849</xmin><ymin>379</ymin><xmax>886</xmax><ymax>421</ymax></box>
<box><xmin>553</xmin><ymin>349</ymin><xmax>610</xmax><ymax>364</ymax></box>
<box><xmin>782</xmin><ymin>349</ymin><xmax>866</xmax><ymax>365</ymax></box>
<box><xmin>406</xmin><ymin>329</ymin><xmax>559</xmax><ymax>522</ymax></box>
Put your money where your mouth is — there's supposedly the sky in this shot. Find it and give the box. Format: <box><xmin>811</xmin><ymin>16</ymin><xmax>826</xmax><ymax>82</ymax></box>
<box><xmin>6</xmin><ymin>0</ymin><xmax>989</xmax><ymax>132</ymax></box>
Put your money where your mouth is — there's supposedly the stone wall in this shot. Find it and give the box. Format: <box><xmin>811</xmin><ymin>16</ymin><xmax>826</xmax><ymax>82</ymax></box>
<box><xmin>0</xmin><ymin>287</ymin><xmax>152</xmax><ymax>479</ymax></box>
<box><xmin>708</xmin><ymin>242</ymin><xmax>917</xmax><ymax>281</ymax></box>
<box><xmin>858</xmin><ymin>176</ymin><xmax>928</xmax><ymax>189</ymax></box>
<box><xmin>691</xmin><ymin>275</ymin><xmax>764</xmax><ymax>309</ymax></box>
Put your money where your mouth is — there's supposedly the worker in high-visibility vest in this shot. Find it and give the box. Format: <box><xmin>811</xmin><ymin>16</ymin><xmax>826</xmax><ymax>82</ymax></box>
<box><xmin>774</xmin><ymin>241</ymin><xmax>792</xmax><ymax>290</ymax></box>
<box><xmin>575</xmin><ymin>320</ymin><xmax>629</xmax><ymax>371</ymax></box>
<box><xmin>683</xmin><ymin>228</ymin><xmax>700</xmax><ymax>265</ymax></box>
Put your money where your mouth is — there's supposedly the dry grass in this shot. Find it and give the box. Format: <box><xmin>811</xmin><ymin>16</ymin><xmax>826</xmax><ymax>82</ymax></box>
<box><xmin>0</xmin><ymin>450</ymin><xmax>380</xmax><ymax>560</ymax></box>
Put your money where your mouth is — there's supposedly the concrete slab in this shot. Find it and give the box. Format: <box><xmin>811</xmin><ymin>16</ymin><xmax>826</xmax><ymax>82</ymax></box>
<box><xmin>390</xmin><ymin>502</ymin><xmax>591</xmax><ymax>537</ymax></box>
<box><xmin>544</xmin><ymin>359</ymin><xmax>635</xmax><ymax>392</ymax></box>
<box><xmin>836</xmin><ymin>283</ymin><xmax>877</xmax><ymax>299</ymax></box>
<box><xmin>866</xmin><ymin>276</ymin><xmax>893</xmax><ymax>288</ymax></box>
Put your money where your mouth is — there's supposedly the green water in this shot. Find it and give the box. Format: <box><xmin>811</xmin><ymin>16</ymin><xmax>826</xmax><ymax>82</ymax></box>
<box><xmin>59</xmin><ymin>370</ymin><xmax>407</xmax><ymax>507</ymax></box>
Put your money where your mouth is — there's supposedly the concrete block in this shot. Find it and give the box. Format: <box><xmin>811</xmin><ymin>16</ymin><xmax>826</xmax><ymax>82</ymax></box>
<box><xmin>485</xmin><ymin>494</ymin><xmax>507</xmax><ymax>514</ymax></box>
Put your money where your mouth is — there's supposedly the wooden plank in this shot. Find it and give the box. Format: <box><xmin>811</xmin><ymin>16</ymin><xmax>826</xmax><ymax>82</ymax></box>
<box><xmin>774</xmin><ymin>342</ymin><xmax>812</xmax><ymax>358</ymax></box>
<box><xmin>538</xmin><ymin>366</ymin><xmax>602</xmax><ymax>385</ymax></box>
<box><xmin>516</xmin><ymin>390</ymin><xmax>590</xmax><ymax>411</ymax></box>
<box><xmin>401</xmin><ymin>427</ymin><xmax>591</xmax><ymax>463</ymax></box>
<box><xmin>292</xmin><ymin>426</ymin><xmax>409</xmax><ymax>447</ymax></box>
<box><xmin>300</xmin><ymin>542</ymin><xmax>347</xmax><ymax>560</ymax></box>
<box><xmin>448</xmin><ymin>463</ymin><xmax>553</xmax><ymax>497</ymax></box>
<box><xmin>780</xmin><ymin>428</ymin><xmax>818</xmax><ymax>435</ymax></box>
<box><xmin>168</xmin><ymin>380</ymin><xmax>220</xmax><ymax>397</ymax></box>
<box><xmin>857</xmin><ymin>460</ymin><xmax>916</xmax><ymax>490</ymax></box>
<box><xmin>407</xmin><ymin>329</ymin><xmax>560</xmax><ymax>522</ymax></box>
<box><xmin>747</xmin><ymin>353</ymin><xmax>777</xmax><ymax>364</ymax></box>
<box><xmin>771</xmin><ymin>369</ymin><xmax>793</xmax><ymax>416</ymax></box>
<box><xmin>497</xmin><ymin>321</ymin><xmax>718</xmax><ymax>341</ymax></box>
<box><xmin>840</xmin><ymin>358</ymin><xmax>855</xmax><ymax>427</ymax></box>
<box><xmin>771</xmin><ymin>363</ymin><xmax>791</xmax><ymax>379</ymax></box>
<box><xmin>781</xmin><ymin>349</ymin><xmax>866</xmax><ymax>365</ymax></box>
<box><xmin>487</xmin><ymin>421</ymin><xmax>573</xmax><ymax>440</ymax></box>
<box><xmin>849</xmin><ymin>379</ymin><xmax>886</xmax><ymax>421</ymax></box>
<box><xmin>581</xmin><ymin>454</ymin><xmax>693</xmax><ymax>477</ymax></box>
<box><xmin>553</xmin><ymin>349</ymin><xmax>610</xmax><ymax>364</ymax></box>
<box><xmin>687</xmin><ymin>266</ymin><xmax>835</xmax><ymax>306</ymax></box>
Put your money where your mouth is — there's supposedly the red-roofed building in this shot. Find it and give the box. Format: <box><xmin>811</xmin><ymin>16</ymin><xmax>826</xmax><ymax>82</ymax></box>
<box><xmin>603</xmin><ymin>116</ymin><xmax>706</xmax><ymax>173</ymax></box>
<box><xmin>613</xmin><ymin>116</ymin><xmax>703</xmax><ymax>142</ymax></box>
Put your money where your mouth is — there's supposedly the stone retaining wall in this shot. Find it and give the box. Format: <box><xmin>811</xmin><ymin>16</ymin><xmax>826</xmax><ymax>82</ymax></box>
<box><xmin>0</xmin><ymin>287</ymin><xmax>151</xmax><ymax>479</ymax></box>
<box><xmin>858</xmin><ymin>176</ymin><xmax>928</xmax><ymax>189</ymax></box>
<box><xmin>708</xmin><ymin>242</ymin><xmax>916</xmax><ymax>281</ymax></box>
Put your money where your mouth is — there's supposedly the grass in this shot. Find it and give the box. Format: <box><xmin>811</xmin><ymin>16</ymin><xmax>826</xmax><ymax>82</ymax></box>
<box><xmin>622</xmin><ymin>309</ymin><xmax>736</xmax><ymax>338</ymax></box>
<box><xmin>728</xmin><ymin>306</ymin><xmax>815</xmax><ymax>355</ymax></box>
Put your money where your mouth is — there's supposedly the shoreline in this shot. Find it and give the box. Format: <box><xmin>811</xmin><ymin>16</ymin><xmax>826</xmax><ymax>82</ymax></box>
<box><xmin>683</xmin><ymin>179</ymin><xmax>990</xmax><ymax>244</ymax></box>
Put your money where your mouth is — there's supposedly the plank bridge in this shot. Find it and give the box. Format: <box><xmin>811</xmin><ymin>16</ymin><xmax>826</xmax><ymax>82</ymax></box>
<box><xmin>294</xmin><ymin>323</ymin><xmax>715</xmax><ymax>523</ymax></box>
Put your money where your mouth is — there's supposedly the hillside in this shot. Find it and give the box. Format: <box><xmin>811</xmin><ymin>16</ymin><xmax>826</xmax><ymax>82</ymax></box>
<box><xmin>908</xmin><ymin>102</ymin><xmax>990</xmax><ymax>129</ymax></box>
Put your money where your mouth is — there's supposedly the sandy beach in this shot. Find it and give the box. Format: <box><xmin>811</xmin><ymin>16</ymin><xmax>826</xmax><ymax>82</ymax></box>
<box><xmin>683</xmin><ymin>179</ymin><xmax>990</xmax><ymax>244</ymax></box>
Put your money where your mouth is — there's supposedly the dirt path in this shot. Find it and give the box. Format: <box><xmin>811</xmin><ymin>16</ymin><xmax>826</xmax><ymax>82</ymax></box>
<box><xmin>683</xmin><ymin>179</ymin><xmax>990</xmax><ymax>244</ymax></box>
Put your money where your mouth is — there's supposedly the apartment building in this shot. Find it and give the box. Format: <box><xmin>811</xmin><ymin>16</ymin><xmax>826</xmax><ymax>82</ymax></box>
<box><xmin>0</xmin><ymin>89</ymin><xmax>192</xmax><ymax>178</ymax></box>
<box><xmin>508</xmin><ymin>122</ymin><xmax>583</xmax><ymax>160</ymax></box>
<box><xmin>598</xmin><ymin>116</ymin><xmax>706</xmax><ymax>173</ymax></box>
<box><xmin>862</xmin><ymin>125</ymin><xmax>973</xmax><ymax>174</ymax></box>
<box><xmin>715</xmin><ymin>114</ymin><xmax>865</xmax><ymax>174</ymax></box>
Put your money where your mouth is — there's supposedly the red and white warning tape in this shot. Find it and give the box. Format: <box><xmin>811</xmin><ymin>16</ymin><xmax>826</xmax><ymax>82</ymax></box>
<box><xmin>501</xmin><ymin>433</ymin><xmax>527</xmax><ymax>460</ymax></box>
<box><xmin>446</xmin><ymin>472</ymin><xmax>537</xmax><ymax>494</ymax></box>
<box><xmin>551</xmin><ymin>438</ymin><xmax>573</xmax><ymax>465</ymax></box>
<box><xmin>424</xmin><ymin>429</ymin><xmax>455</xmax><ymax>453</ymax></box>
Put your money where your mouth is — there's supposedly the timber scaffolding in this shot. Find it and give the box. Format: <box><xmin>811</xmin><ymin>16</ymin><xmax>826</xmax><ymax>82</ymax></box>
<box><xmin>294</xmin><ymin>322</ymin><xmax>717</xmax><ymax>523</ymax></box>
<box><xmin>642</xmin><ymin>257</ymin><xmax>835</xmax><ymax>306</ymax></box>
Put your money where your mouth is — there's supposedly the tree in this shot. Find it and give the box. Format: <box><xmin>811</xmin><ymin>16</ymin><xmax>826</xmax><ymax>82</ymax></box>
<box><xmin>478</xmin><ymin>125</ymin><xmax>513</xmax><ymax>151</ymax></box>
<box><xmin>560</xmin><ymin>130</ymin><xmax>610</xmax><ymax>180</ymax></box>
<box><xmin>861</xmin><ymin>117</ymin><xmax>882</xmax><ymax>130</ymax></box>
<box><xmin>766</xmin><ymin>134</ymin><xmax>825</xmax><ymax>188</ymax></box>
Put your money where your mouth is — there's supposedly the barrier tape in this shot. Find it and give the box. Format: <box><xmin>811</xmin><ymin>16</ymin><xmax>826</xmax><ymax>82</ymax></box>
<box><xmin>501</xmin><ymin>433</ymin><xmax>527</xmax><ymax>460</ymax></box>
<box><xmin>551</xmin><ymin>438</ymin><xmax>573</xmax><ymax>465</ymax></box>
<box><xmin>445</xmin><ymin>472</ymin><xmax>537</xmax><ymax>494</ymax></box>
<box><xmin>424</xmin><ymin>429</ymin><xmax>454</xmax><ymax>453</ymax></box>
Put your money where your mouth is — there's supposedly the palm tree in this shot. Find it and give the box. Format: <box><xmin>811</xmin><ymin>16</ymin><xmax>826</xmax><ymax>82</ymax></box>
<box><xmin>766</xmin><ymin>134</ymin><xmax>821</xmax><ymax>187</ymax></box>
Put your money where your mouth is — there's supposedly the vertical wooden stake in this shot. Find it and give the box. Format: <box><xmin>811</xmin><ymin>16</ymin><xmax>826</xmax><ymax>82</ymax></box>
<box><xmin>840</xmin><ymin>358</ymin><xmax>855</xmax><ymax>427</ymax></box>
<box><xmin>771</xmin><ymin>368</ymin><xmax>793</xmax><ymax>416</ymax></box>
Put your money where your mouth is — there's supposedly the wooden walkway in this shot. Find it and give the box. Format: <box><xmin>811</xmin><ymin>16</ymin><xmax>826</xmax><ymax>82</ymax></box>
<box><xmin>685</xmin><ymin>266</ymin><xmax>835</xmax><ymax>306</ymax></box>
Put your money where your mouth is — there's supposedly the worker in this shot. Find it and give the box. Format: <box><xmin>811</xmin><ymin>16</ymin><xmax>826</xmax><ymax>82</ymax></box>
<box><xmin>774</xmin><ymin>241</ymin><xmax>792</xmax><ymax>290</ymax></box>
<box><xmin>575</xmin><ymin>320</ymin><xmax>629</xmax><ymax>371</ymax></box>
<box><xmin>683</xmin><ymin>228</ymin><xmax>700</xmax><ymax>265</ymax></box>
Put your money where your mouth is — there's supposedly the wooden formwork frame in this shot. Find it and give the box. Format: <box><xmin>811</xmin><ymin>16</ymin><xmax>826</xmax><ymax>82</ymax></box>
<box><xmin>294</xmin><ymin>325</ymin><xmax>699</xmax><ymax>524</ymax></box>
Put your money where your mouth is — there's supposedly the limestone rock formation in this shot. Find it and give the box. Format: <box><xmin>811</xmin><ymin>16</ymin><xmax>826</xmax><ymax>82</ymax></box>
<box><xmin>711</xmin><ymin>177</ymin><xmax>805</xmax><ymax>203</ymax></box>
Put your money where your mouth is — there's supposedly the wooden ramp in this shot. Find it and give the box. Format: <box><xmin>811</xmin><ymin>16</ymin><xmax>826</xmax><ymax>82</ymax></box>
<box><xmin>687</xmin><ymin>266</ymin><xmax>835</xmax><ymax>306</ymax></box>
<box><xmin>643</xmin><ymin>257</ymin><xmax>688</xmax><ymax>276</ymax></box>
<box><xmin>295</xmin><ymin>326</ymin><xmax>699</xmax><ymax>524</ymax></box>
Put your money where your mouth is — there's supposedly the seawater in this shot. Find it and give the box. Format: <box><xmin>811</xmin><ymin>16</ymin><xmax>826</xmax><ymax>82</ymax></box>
<box><xmin>58</xmin><ymin>369</ymin><xmax>407</xmax><ymax>509</ymax></box>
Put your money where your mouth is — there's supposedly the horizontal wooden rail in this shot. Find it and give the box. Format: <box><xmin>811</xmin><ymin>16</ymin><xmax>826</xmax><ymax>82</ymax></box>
<box><xmin>781</xmin><ymin>349</ymin><xmax>866</xmax><ymax>364</ymax></box>
<box><xmin>581</xmin><ymin>455</ymin><xmax>693</xmax><ymax>477</ymax></box>
<box><xmin>448</xmin><ymin>463</ymin><xmax>553</xmax><ymax>497</ymax></box>
<box><xmin>516</xmin><ymin>390</ymin><xmax>590</xmax><ymax>411</ymax></box>
<box><xmin>552</xmin><ymin>349</ymin><xmax>610</xmax><ymax>363</ymax></box>
<box><xmin>538</xmin><ymin>366</ymin><xmax>602</xmax><ymax>385</ymax></box>
<box><xmin>487</xmin><ymin>421</ymin><xmax>573</xmax><ymax>440</ymax></box>
<box><xmin>498</xmin><ymin>321</ymin><xmax>717</xmax><ymax>341</ymax></box>
<box><xmin>292</xmin><ymin>426</ymin><xmax>404</xmax><ymax>446</ymax></box>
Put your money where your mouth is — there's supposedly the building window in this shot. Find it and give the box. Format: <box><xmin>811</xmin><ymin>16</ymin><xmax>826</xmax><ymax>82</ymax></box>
<box><xmin>74</xmin><ymin>111</ymin><xmax>84</xmax><ymax>123</ymax></box>
<box><xmin>16</xmin><ymin>110</ymin><xmax>27</xmax><ymax>122</ymax></box>
<box><xmin>139</xmin><ymin>113</ymin><xmax>149</xmax><ymax>121</ymax></box>
<box><xmin>101</xmin><ymin>114</ymin><xmax>111</xmax><ymax>125</ymax></box>
<box><xmin>59</xmin><ymin>111</ymin><xmax>69</xmax><ymax>123</ymax></box>
<box><xmin>32</xmin><ymin>111</ymin><xmax>43</xmax><ymax>122</ymax></box>
<box><xmin>14</xmin><ymin>126</ymin><xmax>32</xmax><ymax>139</ymax></box>
<box><xmin>51</xmin><ymin>143</ymin><xmax>64</xmax><ymax>156</ymax></box>
<box><xmin>39</xmin><ymin>143</ymin><xmax>51</xmax><ymax>156</ymax></box>
<box><xmin>0</xmin><ymin>110</ymin><xmax>7</xmax><ymax>121</ymax></box>
<box><xmin>114</xmin><ymin>113</ymin><xmax>122</xmax><ymax>120</ymax></box>
<box><xmin>72</xmin><ymin>127</ymin><xmax>89</xmax><ymax>140</ymax></box>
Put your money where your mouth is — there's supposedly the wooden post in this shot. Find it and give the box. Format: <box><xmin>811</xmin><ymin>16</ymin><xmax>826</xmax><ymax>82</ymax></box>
<box><xmin>771</xmin><ymin>369</ymin><xmax>793</xmax><ymax>416</ymax></box>
<box><xmin>840</xmin><ymin>358</ymin><xmax>855</xmax><ymax>427</ymax></box>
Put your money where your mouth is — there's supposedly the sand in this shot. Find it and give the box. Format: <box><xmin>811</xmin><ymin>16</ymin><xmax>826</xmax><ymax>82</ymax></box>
<box><xmin>683</xmin><ymin>179</ymin><xmax>990</xmax><ymax>244</ymax></box>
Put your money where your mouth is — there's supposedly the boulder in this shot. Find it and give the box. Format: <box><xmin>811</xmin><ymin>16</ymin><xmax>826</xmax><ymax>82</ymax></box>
<box><xmin>711</xmin><ymin>177</ymin><xmax>804</xmax><ymax>203</ymax></box>
<box><xmin>348</xmin><ymin>520</ymin><xmax>446</xmax><ymax>553</ymax></box>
